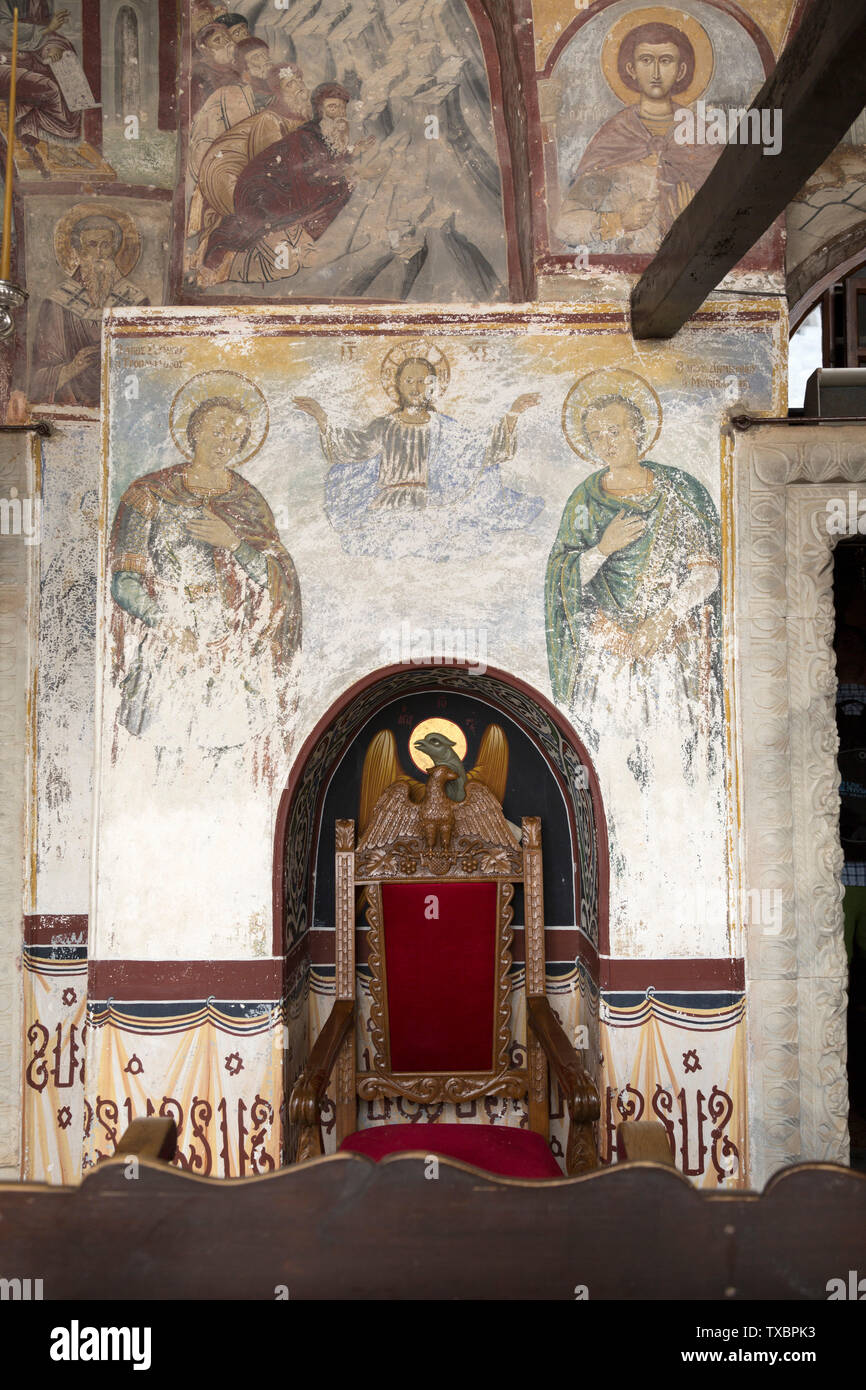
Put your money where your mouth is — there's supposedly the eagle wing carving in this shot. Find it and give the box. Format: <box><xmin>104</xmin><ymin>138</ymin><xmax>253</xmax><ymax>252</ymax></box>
<box><xmin>454</xmin><ymin>781</ymin><xmax>521</xmax><ymax>848</ymax></box>
<box><xmin>465</xmin><ymin>723</ymin><xmax>509</xmax><ymax>805</ymax></box>
<box><xmin>356</xmin><ymin>781</ymin><xmax>421</xmax><ymax>854</ymax></box>
<box><xmin>358</xmin><ymin>729</ymin><xmax>424</xmax><ymax>835</ymax></box>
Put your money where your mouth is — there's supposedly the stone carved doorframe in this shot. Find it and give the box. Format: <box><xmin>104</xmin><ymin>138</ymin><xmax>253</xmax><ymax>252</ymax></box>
<box><xmin>735</xmin><ymin>424</ymin><xmax>858</xmax><ymax>1188</ymax></box>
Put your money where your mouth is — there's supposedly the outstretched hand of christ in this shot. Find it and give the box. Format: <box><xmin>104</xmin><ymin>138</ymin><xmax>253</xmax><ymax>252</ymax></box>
<box><xmin>294</xmin><ymin>396</ymin><xmax>328</xmax><ymax>432</ymax></box>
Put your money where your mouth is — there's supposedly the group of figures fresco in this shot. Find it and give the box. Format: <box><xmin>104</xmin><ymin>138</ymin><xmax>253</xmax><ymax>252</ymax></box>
<box><xmin>183</xmin><ymin>0</ymin><xmax>509</xmax><ymax>300</ymax></box>
<box><xmin>108</xmin><ymin>349</ymin><xmax>724</xmax><ymax>860</ymax></box>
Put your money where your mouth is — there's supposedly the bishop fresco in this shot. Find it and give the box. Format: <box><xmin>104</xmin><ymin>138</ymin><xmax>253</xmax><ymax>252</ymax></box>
<box><xmin>30</xmin><ymin>203</ymin><xmax>149</xmax><ymax>407</ymax></box>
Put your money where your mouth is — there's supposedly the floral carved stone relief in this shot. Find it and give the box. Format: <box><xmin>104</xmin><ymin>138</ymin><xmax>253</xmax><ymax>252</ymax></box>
<box><xmin>736</xmin><ymin>427</ymin><xmax>860</xmax><ymax>1186</ymax></box>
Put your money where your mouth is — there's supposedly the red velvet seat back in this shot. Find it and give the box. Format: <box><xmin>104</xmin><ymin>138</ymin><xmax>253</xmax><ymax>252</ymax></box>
<box><xmin>380</xmin><ymin>881</ymin><xmax>499</xmax><ymax>1073</ymax></box>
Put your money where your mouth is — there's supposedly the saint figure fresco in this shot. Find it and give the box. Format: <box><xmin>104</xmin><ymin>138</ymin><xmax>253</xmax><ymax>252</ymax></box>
<box><xmin>546</xmin><ymin>367</ymin><xmax>721</xmax><ymax>747</ymax></box>
<box><xmin>31</xmin><ymin>202</ymin><xmax>149</xmax><ymax>407</ymax></box>
<box><xmin>295</xmin><ymin>340</ymin><xmax>542</xmax><ymax>561</ymax></box>
<box><xmin>109</xmin><ymin>372</ymin><xmax>301</xmax><ymax>776</ymax></box>
<box><xmin>555</xmin><ymin>8</ymin><xmax>718</xmax><ymax>253</ymax></box>
<box><xmin>545</xmin><ymin>367</ymin><xmax>725</xmax><ymax>925</ymax></box>
<box><xmin>0</xmin><ymin>1</ymin><xmax>112</xmax><ymax>179</ymax></box>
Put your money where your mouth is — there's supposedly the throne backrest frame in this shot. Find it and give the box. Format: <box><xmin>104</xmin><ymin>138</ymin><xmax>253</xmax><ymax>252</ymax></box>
<box><xmin>332</xmin><ymin>816</ymin><xmax>550</xmax><ymax>1146</ymax></box>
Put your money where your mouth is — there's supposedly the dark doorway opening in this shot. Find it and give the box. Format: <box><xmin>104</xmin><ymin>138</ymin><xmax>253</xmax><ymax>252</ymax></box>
<box><xmin>833</xmin><ymin>537</ymin><xmax>866</xmax><ymax>1170</ymax></box>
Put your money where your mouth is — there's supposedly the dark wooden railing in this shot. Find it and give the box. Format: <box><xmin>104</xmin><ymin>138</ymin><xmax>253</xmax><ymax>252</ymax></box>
<box><xmin>0</xmin><ymin>1135</ymin><xmax>862</xmax><ymax>1300</ymax></box>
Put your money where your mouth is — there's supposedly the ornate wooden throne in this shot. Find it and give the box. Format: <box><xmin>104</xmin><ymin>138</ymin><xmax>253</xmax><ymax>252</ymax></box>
<box><xmin>290</xmin><ymin>779</ymin><xmax>600</xmax><ymax>1176</ymax></box>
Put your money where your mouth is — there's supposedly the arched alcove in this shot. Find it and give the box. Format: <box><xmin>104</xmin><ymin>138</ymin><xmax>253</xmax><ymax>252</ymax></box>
<box><xmin>274</xmin><ymin>663</ymin><xmax>607</xmax><ymax>956</ymax></box>
<box><xmin>273</xmin><ymin>664</ymin><xmax>608</xmax><ymax>1157</ymax></box>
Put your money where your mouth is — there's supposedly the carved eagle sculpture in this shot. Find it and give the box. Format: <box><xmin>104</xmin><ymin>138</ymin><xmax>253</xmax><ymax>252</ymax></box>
<box><xmin>355</xmin><ymin>725</ymin><xmax>522</xmax><ymax>877</ymax></box>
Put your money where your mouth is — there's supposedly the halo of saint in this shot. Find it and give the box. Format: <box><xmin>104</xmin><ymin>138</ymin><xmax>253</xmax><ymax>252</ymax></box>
<box><xmin>561</xmin><ymin>367</ymin><xmax>663</xmax><ymax>463</ymax></box>
<box><xmin>380</xmin><ymin>340</ymin><xmax>450</xmax><ymax>404</ymax></box>
<box><xmin>409</xmin><ymin>718</ymin><xmax>467</xmax><ymax>772</ymax></box>
<box><xmin>169</xmin><ymin>370</ymin><xmax>270</xmax><ymax>464</ymax></box>
<box><xmin>600</xmin><ymin>5</ymin><xmax>714</xmax><ymax>107</ymax></box>
<box><xmin>54</xmin><ymin>202</ymin><xmax>142</xmax><ymax>278</ymax></box>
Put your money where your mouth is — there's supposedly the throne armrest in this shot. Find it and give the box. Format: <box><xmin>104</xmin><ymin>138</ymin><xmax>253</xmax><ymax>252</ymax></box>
<box><xmin>527</xmin><ymin>996</ymin><xmax>600</xmax><ymax>1124</ymax></box>
<box><xmin>289</xmin><ymin>998</ymin><xmax>355</xmax><ymax>1134</ymax></box>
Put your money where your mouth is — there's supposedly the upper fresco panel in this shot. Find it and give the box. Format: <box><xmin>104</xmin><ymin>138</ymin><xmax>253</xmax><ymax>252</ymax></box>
<box><xmin>177</xmin><ymin>0</ymin><xmax>519</xmax><ymax>304</ymax></box>
<box><xmin>525</xmin><ymin>0</ymin><xmax>787</xmax><ymax>282</ymax></box>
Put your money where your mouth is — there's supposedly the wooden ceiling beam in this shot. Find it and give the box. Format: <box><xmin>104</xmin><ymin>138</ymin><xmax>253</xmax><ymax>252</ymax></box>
<box><xmin>630</xmin><ymin>0</ymin><xmax>866</xmax><ymax>339</ymax></box>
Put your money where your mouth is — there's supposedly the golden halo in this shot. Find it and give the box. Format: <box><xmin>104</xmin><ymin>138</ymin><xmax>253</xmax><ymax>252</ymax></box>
<box><xmin>601</xmin><ymin>6</ymin><xmax>714</xmax><ymax>109</ymax></box>
<box><xmin>381</xmin><ymin>340</ymin><xmax>450</xmax><ymax>405</ymax></box>
<box><xmin>562</xmin><ymin>368</ymin><xmax>663</xmax><ymax>464</ymax></box>
<box><xmin>409</xmin><ymin>718</ymin><xmax>467</xmax><ymax>773</ymax></box>
<box><xmin>54</xmin><ymin>201</ymin><xmax>142</xmax><ymax>277</ymax></box>
<box><xmin>169</xmin><ymin>371</ymin><xmax>269</xmax><ymax>464</ymax></box>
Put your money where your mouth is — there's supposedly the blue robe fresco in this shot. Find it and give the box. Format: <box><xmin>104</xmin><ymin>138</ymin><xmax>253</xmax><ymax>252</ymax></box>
<box><xmin>322</xmin><ymin>408</ymin><xmax>543</xmax><ymax>561</ymax></box>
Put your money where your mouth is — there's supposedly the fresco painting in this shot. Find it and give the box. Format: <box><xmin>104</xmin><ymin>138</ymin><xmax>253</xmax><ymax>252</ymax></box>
<box><xmin>0</xmin><ymin>0</ymin><xmax>115</xmax><ymax>180</ymax></box>
<box><xmin>297</xmin><ymin>337</ymin><xmax>543</xmax><ymax>559</ymax></box>
<box><xmin>540</xmin><ymin>2</ymin><xmax>768</xmax><ymax>261</ymax></box>
<box><xmin>546</xmin><ymin>365</ymin><xmax>725</xmax><ymax>927</ymax></box>
<box><xmin>95</xmin><ymin>309</ymin><xmax>781</xmax><ymax>958</ymax></box>
<box><xmin>181</xmin><ymin>0</ymin><xmax>511</xmax><ymax>301</ymax></box>
<box><xmin>28</xmin><ymin>201</ymin><xmax>151</xmax><ymax>407</ymax></box>
<box><xmin>108</xmin><ymin>370</ymin><xmax>302</xmax><ymax>785</ymax></box>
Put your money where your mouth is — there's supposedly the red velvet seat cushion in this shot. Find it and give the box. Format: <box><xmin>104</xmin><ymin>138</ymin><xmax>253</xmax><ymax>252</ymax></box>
<box><xmin>340</xmin><ymin>1123</ymin><xmax>562</xmax><ymax>1179</ymax></box>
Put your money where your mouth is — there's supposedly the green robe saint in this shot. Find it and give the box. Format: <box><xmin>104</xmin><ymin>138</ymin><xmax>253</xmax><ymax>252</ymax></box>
<box><xmin>545</xmin><ymin>461</ymin><xmax>722</xmax><ymax>712</ymax></box>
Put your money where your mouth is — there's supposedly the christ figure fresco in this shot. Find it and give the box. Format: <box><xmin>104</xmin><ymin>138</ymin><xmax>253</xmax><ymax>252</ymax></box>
<box><xmin>294</xmin><ymin>342</ymin><xmax>543</xmax><ymax>561</ymax></box>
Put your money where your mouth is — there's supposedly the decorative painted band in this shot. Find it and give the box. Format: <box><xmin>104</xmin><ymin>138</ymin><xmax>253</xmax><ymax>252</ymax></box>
<box><xmin>24</xmin><ymin>914</ymin><xmax>88</xmax><ymax>947</ymax></box>
<box><xmin>28</xmin><ymin>912</ymin><xmax>744</xmax><ymax>998</ymax></box>
<box><xmin>601</xmin><ymin>957</ymin><xmax>746</xmax><ymax>992</ymax></box>
<box><xmin>74</xmin><ymin>954</ymin><xmax>748</xmax><ymax>999</ymax></box>
<box><xmin>87</xmin><ymin>959</ymin><xmax>285</xmax><ymax>1001</ymax></box>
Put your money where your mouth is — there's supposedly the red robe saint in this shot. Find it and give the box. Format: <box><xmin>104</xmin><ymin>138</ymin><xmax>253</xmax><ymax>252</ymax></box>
<box><xmin>558</xmin><ymin>103</ymin><xmax>720</xmax><ymax>249</ymax></box>
<box><xmin>203</xmin><ymin>120</ymin><xmax>352</xmax><ymax>271</ymax></box>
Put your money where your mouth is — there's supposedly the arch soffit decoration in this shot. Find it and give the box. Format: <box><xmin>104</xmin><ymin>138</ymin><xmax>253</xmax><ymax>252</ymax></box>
<box><xmin>539</xmin><ymin>0</ymin><xmax>775</xmax><ymax>82</ymax></box>
<box><xmin>272</xmin><ymin>664</ymin><xmax>609</xmax><ymax>964</ymax></box>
